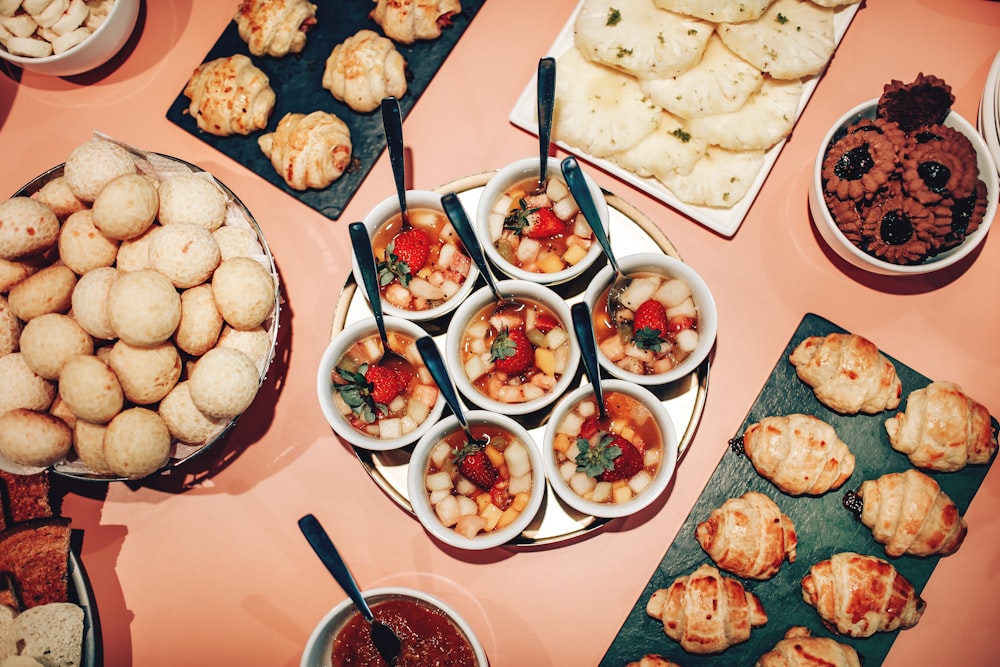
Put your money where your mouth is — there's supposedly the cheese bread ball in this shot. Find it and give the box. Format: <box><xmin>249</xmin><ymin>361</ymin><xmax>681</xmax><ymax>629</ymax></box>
<box><xmin>19</xmin><ymin>313</ymin><xmax>94</xmax><ymax>380</ymax></box>
<box><xmin>217</xmin><ymin>324</ymin><xmax>272</xmax><ymax>366</ymax></box>
<box><xmin>174</xmin><ymin>284</ymin><xmax>223</xmax><ymax>357</ymax></box>
<box><xmin>157</xmin><ymin>174</ymin><xmax>228</xmax><ymax>231</ymax></box>
<box><xmin>58</xmin><ymin>209</ymin><xmax>119</xmax><ymax>275</ymax></box>
<box><xmin>73</xmin><ymin>419</ymin><xmax>112</xmax><ymax>474</ymax></box>
<box><xmin>0</xmin><ymin>408</ymin><xmax>72</xmax><ymax>468</ymax></box>
<box><xmin>0</xmin><ymin>295</ymin><xmax>22</xmax><ymax>355</ymax></box>
<box><xmin>147</xmin><ymin>223</ymin><xmax>221</xmax><ymax>289</ymax></box>
<box><xmin>57</xmin><ymin>354</ymin><xmax>124</xmax><ymax>424</ymax></box>
<box><xmin>0</xmin><ymin>197</ymin><xmax>60</xmax><ymax>261</ymax></box>
<box><xmin>48</xmin><ymin>395</ymin><xmax>78</xmax><ymax>429</ymax></box>
<box><xmin>106</xmin><ymin>269</ymin><xmax>181</xmax><ymax>347</ymax></box>
<box><xmin>188</xmin><ymin>347</ymin><xmax>259</xmax><ymax>419</ymax></box>
<box><xmin>107</xmin><ymin>340</ymin><xmax>181</xmax><ymax>405</ymax></box>
<box><xmin>0</xmin><ymin>352</ymin><xmax>56</xmax><ymax>416</ymax></box>
<box><xmin>103</xmin><ymin>407</ymin><xmax>171</xmax><ymax>479</ymax></box>
<box><xmin>92</xmin><ymin>174</ymin><xmax>159</xmax><ymax>241</ymax></box>
<box><xmin>212</xmin><ymin>225</ymin><xmax>257</xmax><ymax>260</ymax></box>
<box><xmin>71</xmin><ymin>267</ymin><xmax>118</xmax><ymax>340</ymax></box>
<box><xmin>0</xmin><ymin>256</ymin><xmax>45</xmax><ymax>293</ymax></box>
<box><xmin>33</xmin><ymin>175</ymin><xmax>86</xmax><ymax>220</ymax></box>
<box><xmin>211</xmin><ymin>256</ymin><xmax>275</xmax><ymax>330</ymax></box>
<box><xmin>158</xmin><ymin>381</ymin><xmax>225</xmax><ymax>444</ymax></box>
<box><xmin>114</xmin><ymin>224</ymin><xmax>158</xmax><ymax>272</ymax></box>
<box><xmin>63</xmin><ymin>139</ymin><xmax>137</xmax><ymax>203</ymax></box>
<box><xmin>7</xmin><ymin>264</ymin><xmax>77</xmax><ymax>321</ymax></box>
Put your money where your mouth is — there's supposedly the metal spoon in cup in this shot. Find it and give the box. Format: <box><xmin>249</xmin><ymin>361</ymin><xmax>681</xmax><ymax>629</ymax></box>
<box><xmin>535</xmin><ymin>57</ymin><xmax>556</xmax><ymax>194</ymax></box>
<box><xmin>348</xmin><ymin>221</ymin><xmax>407</xmax><ymax>366</ymax></box>
<box><xmin>381</xmin><ymin>96</ymin><xmax>410</xmax><ymax>228</ymax></box>
<box><xmin>298</xmin><ymin>513</ymin><xmax>402</xmax><ymax>666</ymax></box>
<box><xmin>440</xmin><ymin>192</ymin><xmax>512</xmax><ymax>311</ymax></box>
<box><xmin>571</xmin><ymin>302</ymin><xmax>607</xmax><ymax>420</ymax></box>
<box><xmin>416</xmin><ymin>335</ymin><xmax>486</xmax><ymax>448</ymax></box>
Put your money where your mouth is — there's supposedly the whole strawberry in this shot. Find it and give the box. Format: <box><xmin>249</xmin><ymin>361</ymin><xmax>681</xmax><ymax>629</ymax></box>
<box><xmin>379</xmin><ymin>228</ymin><xmax>431</xmax><ymax>287</ymax></box>
<box><xmin>334</xmin><ymin>362</ymin><xmax>405</xmax><ymax>424</ymax></box>
<box><xmin>453</xmin><ymin>441</ymin><xmax>498</xmax><ymax>490</ymax></box>
<box><xmin>364</xmin><ymin>364</ymin><xmax>406</xmax><ymax>405</ymax></box>
<box><xmin>504</xmin><ymin>204</ymin><xmax>566</xmax><ymax>239</ymax></box>
<box><xmin>490</xmin><ymin>327</ymin><xmax>534</xmax><ymax>375</ymax></box>
<box><xmin>575</xmin><ymin>432</ymin><xmax>644</xmax><ymax>482</ymax></box>
<box><xmin>632</xmin><ymin>299</ymin><xmax>669</xmax><ymax>351</ymax></box>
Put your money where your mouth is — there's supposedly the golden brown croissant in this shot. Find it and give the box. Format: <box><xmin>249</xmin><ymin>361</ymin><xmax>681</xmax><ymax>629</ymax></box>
<box><xmin>626</xmin><ymin>656</ymin><xmax>684</xmax><ymax>667</ymax></box>
<box><xmin>844</xmin><ymin>468</ymin><xmax>967</xmax><ymax>557</ymax></box>
<box><xmin>183</xmin><ymin>55</ymin><xmax>276</xmax><ymax>136</ymax></box>
<box><xmin>738</xmin><ymin>414</ymin><xmax>855</xmax><ymax>496</ymax></box>
<box><xmin>789</xmin><ymin>333</ymin><xmax>902</xmax><ymax>414</ymax></box>
<box><xmin>800</xmin><ymin>551</ymin><xmax>925</xmax><ymax>637</ymax></box>
<box><xmin>646</xmin><ymin>563</ymin><xmax>768</xmax><ymax>654</ymax></box>
<box><xmin>884</xmin><ymin>380</ymin><xmax>997</xmax><ymax>472</ymax></box>
<box><xmin>695</xmin><ymin>491</ymin><xmax>797</xmax><ymax>580</ymax></box>
<box><xmin>755</xmin><ymin>626</ymin><xmax>861</xmax><ymax>667</ymax></box>
<box><xmin>321</xmin><ymin>30</ymin><xmax>408</xmax><ymax>113</ymax></box>
<box><xmin>234</xmin><ymin>0</ymin><xmax>317</xmax><ymax>57</ymax></box>
<box><xmin>370</xmin><ymin>0</ymin><xmax>462</xmax><ymax>44</ymax></box>
<box><xmin>258</xmin><ymin>111</ymin><xmax>353</xmax><ymax>190</ymax></box>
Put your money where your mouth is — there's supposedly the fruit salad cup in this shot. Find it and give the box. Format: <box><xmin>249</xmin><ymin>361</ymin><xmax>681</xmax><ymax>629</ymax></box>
<box><xmin>317</xmin><ymin>317</ymin><xmax>445</xmax><ymax>450</ymax></box>
<box><xmin>544</xmin><ymin>380</ymin><xmax>679</xmax><ymax>519</ymax></box>
<box><xmin>445</xmin><ymin>280</ymin><xmax>580</xmax><ymax>415</ymax></box>
<box><xmin>353</xmin><ymin>191</ymin><xmax>479</xmax><ymax>322</ymax></box>
<box><xmin>408</xmin><ymin>410</ymin><xmax>545</xmax><ymax>550</ymax></box>
<box><xmin>476</xmin><ymin>157</ymin><xmax>609</xmax><ymax>285</ymax></box>
<box><xmin>584</xmin><ymin>252</ymin><xmax>717</xmax><ymax>386</ymax></box>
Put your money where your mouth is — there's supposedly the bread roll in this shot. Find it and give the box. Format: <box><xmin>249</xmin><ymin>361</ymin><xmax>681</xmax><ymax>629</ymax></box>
<box><xmin>70</xmin><ymin>266</ymin><xmax>118</xmax><ymax>340</ymax></box>
<box><xmin>107</xmin><ymin>340</ymin><xmax>181</xmax><ymax>405</ymax></box>
<box><xmin>174</xmin><ymin>284</ymin><xmax>223</xmax><ymax>357</ymax></box>
<box><xmin>105</xmin><ymin>269</ymin><xmax>181</xmax><ymax>347</ymax></box>
<box><xmin>33</xmin><ymin>175</ymin><xmax>86</xmax><ymax>220</ymax></box>
<box><xmin>0</xmin><ymin>197</ymin><xmax>60</xmax><ymax>262</ymax></box>
<box><xmin>156</xmin><ymin>173</ymin><xmax>227</xmax><ymax>231</ymax></box>
<box><xmin>147</xmin><ymin>222</ymin><xmax>220</xmax><ymax>289</ymax></box>
<box><xmin>188</xmin><ymin>347</ymin><xmax>259</xmax><ymax>419</ymax></box>
<box><xmin>63</xmin><ymin>138</ymin><xmax>137</xmax><ymax>203</ymax></box>
<box><xmin>91</xmin><ymin>173</ymin><xmax>159</xmax><ymax>241</ymax></box>
<box><xmin>0</xmin><ymin>408</ymin><xmax>72</xmax><ymax>468</ymax></box>
<box><xmin>19</xmin><ymin>313</ymin><xmax>94</xmax><ymax>381</ymax></box>
<box><xmin>158</xmin><ymin>381</ymin><xmax>225</xmax><ymax>445</ymax></box>
<box><xmin>72</xmin><ymin>419</ymin><xmax>112</xmax><ymax>474</ymax></box>
<box><xmin>211</xmin><ymin>256</ymin><xmax>275</xmax><ymax>330</ymax></box>
<box><xmin>103</xmin><ymin>407</ymin><xmax>171</xmax><ymax>479</ymax></box>
<box><xmin>56</xmin><ymin>354</ymin><xmax>123</xmax><ymax>424</ymax></box>
<box><xmin>7</xmin><ymin>264</ymin><xmax>77</xmax><ymax>321</ymax></box>
<box><xmin>56</xmin><ymin>208</ymin><xmax>119</xmax><ymax>275</ymax></box>
<box><xmin>0</xmin><ymin>353</ymin><xmax>56</xmax><ymax>416</ymax></box>
<box><xmin>0</xmin><ymin>294</ymin><xmax>23</xmax><ymax>355</ymax></box>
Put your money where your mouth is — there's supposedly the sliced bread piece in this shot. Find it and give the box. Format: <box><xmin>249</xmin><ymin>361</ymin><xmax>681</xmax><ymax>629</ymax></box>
<box><xmin>3</xmin><ymin>602</ymin><xmax>82</xmax><ymax>667</ymax></box>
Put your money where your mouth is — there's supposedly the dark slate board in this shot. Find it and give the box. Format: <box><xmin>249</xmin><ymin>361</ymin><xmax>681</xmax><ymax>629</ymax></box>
<box><xmin>599</xmin><ymin>312</ymin><xmax>998</xmax><ymax>667</ymax></box>
<box><xmin>165</xmin><ymin>1</ymin><xmax>487</xmax><ymax>220</ymax></box>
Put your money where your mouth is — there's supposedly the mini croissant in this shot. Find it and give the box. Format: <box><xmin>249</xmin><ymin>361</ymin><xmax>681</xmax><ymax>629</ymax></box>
<box><xmin>626</xmin><ymin>656</ymin><xmax>684</xmax><ymax>667</ymax></box>
<box><xmin>801</xmin><ymin>552</ymin><xmax>925</xmax><ymax>637</ymax></box>
<box><xmin>322</xmin><ymin>30</ymin><xmax>408</xmax><ymax>113</ymax></box>
<box><xmin>739</xmin><ymin>414</ymin><xmax>855</xmax><ymax>496</ymax></box>
<box><xmin>755</xmin><ymin>626</ymin><xmax>861</xmax><ymax>667</ymax></box>
<box><xmin>847</xmin><ymin>468</ymin><xmax>967</xmax><ymax>557</ymax></box>
<box><xmin>646</xmin><ymin>563</ymin><xmax>768</xmax><ymax>654</ymax></box>
<box><xmin>370</xmin><ymin>0</ymin><xmax>462</xmax><ymax>44</ymax></box>
<box><xmin>789</xmin><ymin>333</ymin><xmax>902</xmax><ymax>415</ymax></box>
<box><xmin>258</xmin><ymin>111</ymin><xmax>352</xmax><ymax>190</ymax></box>
<box><xmin>695</xmin><ymin>491</ymin><xmax>797</xmax><ymax>580</ymax></box>
<box><xmin>184</xmin><ymin>55</ymin><xmax>276</xmax><ymax>136</ymax></box>
<box><xmin>884</xmin><ymin>380</ymin><xmax>997</xmax><ymax>472</ymax></box>
<box><xmin>234</xmin><ymin>0</ymin><xmax>317</xmax><ymax>57</ymax></box>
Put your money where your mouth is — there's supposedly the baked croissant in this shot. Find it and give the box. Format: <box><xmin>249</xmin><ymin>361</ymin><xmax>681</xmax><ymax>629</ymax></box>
<box><xmin>258</xmin><ymin>111</ymin><xmax>353</xmax><ymax>190</ymax></box>
<box><xmin>844</xmin><ymin>468</ymin><xmax>967</xmax><ymax>557</ymax></box>
<box><xmin>755</xmin><ymin>626</ymin><xmax>861</xmax><ymax>667</ymax></box>
<box><xmin>626</xmin><ymin>656</ymin><xmax>684</xmax><ymax>667</ymax></box>
<box><xmin>801</xmin><ymin>551</ymin><xmax>925</xmax><ymax>637</ymax></box>
<box><xmin>789</xmin><ymin>333</ymin><xmax>902</xmax><ymax>415</ymax></box>
<box><xmin>370</xmin><ymin>0</ymin><xmax>462</xmax><ymax>44</ymax></box>
<box><xmin>738</xmin><ymin>414</ymin><xmax>855</xmax><ymax>496</ymax></box>
<box><xmin>183</xmin><ymin>55</ymin><xmax>276</xmax><ymax>136</ymax></box>
<box><xmin>234</xmin><ymin>0</ymin><xmax>318</xmax><ymax>57</ymax></box>
<box><xmin>884</xmin><ymin>380</ymin><xmax>997</xmax><ymax>472</ymax></box>
<box><xmin>646</xmin><ymin>563</ymin><xmax>768</xmax><ymax>654</ymax></box>
<box><xmin>695</xmin><ymin>491</ymin><xmax>797</xmax><ymax>580</ymax></box>
<box><xmin>322</xmin><ymin>30</ymin><xmax>408</xmax><ymax>113</ymax></box>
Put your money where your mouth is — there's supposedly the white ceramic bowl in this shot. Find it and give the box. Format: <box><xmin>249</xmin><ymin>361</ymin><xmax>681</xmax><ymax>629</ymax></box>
<box><xmin>583</xmin><ymin>252</ymin><xmax>717</xmax><ymax>386</ymax></box>
<box><xmin>445</xmin><ymin>279</ymin><xmax>580</xmax><ymax>415</ymax></box>
<box><xmin>809</xmin><ymin>98</ymin><xmax>998</xmax><ymax>275</ymax></box>
<box><xmin>407</xmin><ymin>410</ymin><xmax>545</xmax><ymax>550</ymax></box>
<box><xmin>352</xmin><ymin>190</ymin><xmax>479</xmax><ymax>322</ymax></box>
<box><xmin>543</xmin><ymin>380</ymin><xmax>678</xmax><ymax>519</ymax></box>
<box><xmin>317</xmin><ymin>316</ymin><xmax>445</xmax><ymax>451</ymax></box>
<box><xmin>0</xmin><ymin>0</ymin><xmax>139</xmax><ymax>77</ymax></box>
<box><xmin>475</xmin><ymin>156</ymin><xmax>609</xmax><ymax>285</ymax></box>
<box><xmin>301</xmin><ymin>586</ymin><xmax>489</xmax><ymax>667</ymax></box>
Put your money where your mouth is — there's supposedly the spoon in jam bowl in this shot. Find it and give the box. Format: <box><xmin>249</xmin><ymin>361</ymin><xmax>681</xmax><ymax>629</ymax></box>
<box><xmin>381</xmin><ymin>96</ymin><xmax>410</xmax><ymax>228</ymax></box>
<box><xmin>561</xmin><ymin>156</ymin><xmax>631</xmax><ymax>325</ymax></box>
<box><xmin>440</xmin><ymin>192</ymin><xmax>511</xmax><ymax>310</ymax></box>
<box><xmin>416</xmin><ymin>335</ymin><xmax>487</xmax><ymax>448</ymax></box>
<box><xmin>535</xmin><ymin>57</ymin><xmax>556</xmax><ymax>194</ymax></box>
<box><xmin>571</xmin><ymin>302</ymin><xmax>607</xmax><ymax>420</ymax></box>
<box><xmin>349</xmin><ymin>221</ymin><xmax>407</xmax><ymax>367</ymax></box>
<box><xmin>298</xmin><ymin>513</ymin><xmax>402</xmax><ymax>666</ymax></box>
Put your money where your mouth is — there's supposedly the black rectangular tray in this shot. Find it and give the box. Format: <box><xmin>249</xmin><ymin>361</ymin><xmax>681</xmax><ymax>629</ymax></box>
<box><xmin>599</xmin><ymin>312</ymin><xmax>997</xmax><ymax>666</ymax></box>
<box><xmin>166</xmin><ymin>0</ymin><xmax>487</xmax><ymax>220</ymax></box>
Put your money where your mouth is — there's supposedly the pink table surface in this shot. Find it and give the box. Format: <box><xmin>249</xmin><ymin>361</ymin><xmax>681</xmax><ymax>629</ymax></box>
<box><xmin>2</xmin><ymin>1</ymin><xmax>999</xmax><ymax>665</ymax></box>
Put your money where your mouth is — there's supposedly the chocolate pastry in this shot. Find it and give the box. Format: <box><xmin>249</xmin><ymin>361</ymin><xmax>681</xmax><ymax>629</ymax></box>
<box><xmin>877</xmin><ymin>72</ymin><xmax>954</xmax><ymax>133</ymax></box>
<box><xmin>822</xmin><ymin>130</ymin><xmax>899</xmax><ymax>201</ymax></box>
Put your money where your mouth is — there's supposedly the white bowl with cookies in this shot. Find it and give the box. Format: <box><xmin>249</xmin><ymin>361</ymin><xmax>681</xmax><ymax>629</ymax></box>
<box><xmin>0</xmin><ymin>0</ymin><xmax>140</xmax><ymax>77</ymax></box>
<box><xmin>0</xmin><ymin>137</ymin><xmax>280</xmax><ymax>481</ymax></box>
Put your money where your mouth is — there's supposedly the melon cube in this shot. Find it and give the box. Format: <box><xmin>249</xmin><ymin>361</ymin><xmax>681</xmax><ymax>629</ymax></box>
<box><xmin>379</xmin><ymin>418</ymin><xmax>402</xmax><ymax>439</ymax></box>
<box><xmin>629</xmin><ymin>470</ymin><xmax>653</xmax><ymax>494</ymax></box>
<box><xmin>425</xmin><ymin>470</ymin><xmax>453</xmax><ymax>492</ymax></box>
<box><xmin>666</xmin><ymin>297</ymin><xmax>697</xmax><ymax>320</ymax></box>
<box><xmin>655</xmin><ymin>278</ymin><xmax>692</xmax><ymax>308</ymax></box>
<box><xmin>535</xmin><ymin>347</ymin><xmax>555</xmax><ymax>376</ymax></box>
<box><xmin>504</xmin><ymin>440</ymin><xmax>531</xmax><ymax>477</ymax></box>
<box><xmin>620</xmin><ymin>277</ymin><xmax>659</xmax><ymax>311</ymax></box>
<box><xmin>480</xmin><ymin>502</ymin><xmax>503</xmax><ymax>532</ymax></box>
<box><xmin>434</xmin><ymin>495</ymin><xmax>460</xmax><ymax>527</ymax></box>
<box><xmin>676</xmin><ymin>328</ymin><xmax>699</xmax><ymax>353</ymax></box>
<box><xmin>508</xmin><ymin>472</ymin><xmax>531</xmax><ymax>496</ymax></box>
<box><xmin>563</xmin><ymin>244</ymin><xmax>588</xmax><ymax>266</ymax></box>
<box><xmin>455</xmin><ymin>514</ymin><xmax>487</xmax><ymax>539</ymax></box>
<box><xmin>599</xmin><ymin>335</ymin><xmax>626</xmax><ymax>362</ymax></box>
<box><xmin>612</xmin><ymin>484</ymin><xmax>634</xmax><ymax>504</ymax></box>
<box><xmin>569</xmin><ymin>471</ymin><xmax>596</xmax><ymax>496</ymax></box>
<box><xmin>591</xmin><ymin>481</ymin><xmax>613</xmax><ymax>503</ymax></box>
<box><xmin>537</xmin><ymin>253</ymin><xmax>565</xmax><ymax>273</ymax></box>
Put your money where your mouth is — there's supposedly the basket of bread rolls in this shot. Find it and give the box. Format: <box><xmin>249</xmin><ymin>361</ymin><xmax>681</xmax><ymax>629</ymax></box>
<box><xmin>0</xmin><ymin>134</ymin><xmax>280</xmax><ymax>481</ymax></box>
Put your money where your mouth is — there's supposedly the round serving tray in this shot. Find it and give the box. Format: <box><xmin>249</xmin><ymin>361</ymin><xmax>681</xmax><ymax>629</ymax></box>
<box><xmin>330</xmin><ymin>171</ymin><xmax>709</xmax><ymax>547</ymax></box>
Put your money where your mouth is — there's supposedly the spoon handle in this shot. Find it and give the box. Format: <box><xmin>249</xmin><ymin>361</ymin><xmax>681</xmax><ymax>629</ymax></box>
<box><xmin>571</xmin><ymin>302</ymin><xmax>606</xmax><ymax>417</ymax></box>
<box><xmin>561</xmin><ymin>157</ymin><xmax>618</xmax><ymax>274</ymax></box>
<box><xmin>536</xmin><ymin>57</ymin><xmax>556</xmax><ymax>184</ymax></box>
<box><xmin>381</xmin><ymin>96</ymin><xmax>408</xmax><ymax>222</ymax></box>
<box><xmin>416</xmin><ymin>336</ymin><xmax>471</xmax><ymax>433</ymax></box>
<box><xmin>441</xmin><ymin>192</ymin><xmax>501</xmax><ymax>297</ymax></box>
<box><xmin>298</xmin><ymin>513</ymin><xmax>375</xmax><ymax>622</ymax></box>
<box><xmin>349</xmin><ymin>222</ymin><xmax>389</xmax><ymax>344</ymax></box>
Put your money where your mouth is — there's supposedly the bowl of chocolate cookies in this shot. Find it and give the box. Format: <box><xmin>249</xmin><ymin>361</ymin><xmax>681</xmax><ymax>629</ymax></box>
<box><xmin>810</xmin><ymin>73</ymin><xmax>998</xmax><ymax>275</ymax></box>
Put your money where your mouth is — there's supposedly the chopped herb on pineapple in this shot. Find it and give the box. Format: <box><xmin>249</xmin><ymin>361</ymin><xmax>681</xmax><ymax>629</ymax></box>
<box><xmin>616</xmin><ymin>46</ymin><xmax>633</xmax><ymax>58</ymax></box>
<box><xmin>671</xmin><ymin>128</ymin><xmax>692</xmax><ymax>142</ymax></box>
<box><xmin>776</xmin><ymin>12</ymin><xmax>789</xmax><ymax>24</ymax></box>
<box><xmin>607</xmin><ymin>8</ymin><xmax>621</xmax><ymax>25</ymax></box>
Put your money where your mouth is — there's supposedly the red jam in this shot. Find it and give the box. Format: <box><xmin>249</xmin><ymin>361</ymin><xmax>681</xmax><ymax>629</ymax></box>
<box><xmin>330</xmin><ymin>598</ymin><xmax>477</xmax><ymax>667</ymax></box>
